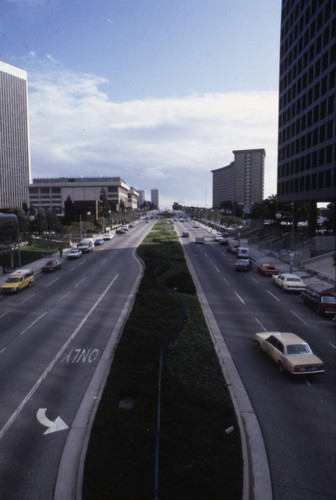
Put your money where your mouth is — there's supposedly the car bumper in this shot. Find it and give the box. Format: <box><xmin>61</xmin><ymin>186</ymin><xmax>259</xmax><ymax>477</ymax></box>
<box><xmin>289</xmin><ymin>368</ymin><xmax>325</xmax><ymax>375</ymax></box>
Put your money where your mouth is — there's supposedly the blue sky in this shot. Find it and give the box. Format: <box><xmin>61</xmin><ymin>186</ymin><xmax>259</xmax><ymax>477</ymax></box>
<box><xmin>2</xmin><ymin>0</ymin><xmax>282</xmax><ymax>208</ymax></box>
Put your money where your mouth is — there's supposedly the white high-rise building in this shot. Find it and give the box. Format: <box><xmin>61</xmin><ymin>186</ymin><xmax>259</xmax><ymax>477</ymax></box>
<box><xmin>0</xmin><ymin>61</ymin><xmax>31</xmax><ymax>209</ymax></box>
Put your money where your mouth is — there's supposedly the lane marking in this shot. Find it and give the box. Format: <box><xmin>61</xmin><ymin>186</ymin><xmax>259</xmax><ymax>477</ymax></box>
<box><xmin>0</xmin><ymin>273</ymin><xmax>119</xmax><ymax>441</ymax></box>
<box><xmin>254</xmin><ymin>317</ymin><xmax>267</xmax><ymax>331</ymax></box>
<box><xmin>46</xmin><ymin>278</ymin><xmax>59</xmax><ymax>287</ymax></box>
<box><xmin>214</xmin><ymin>266</ymin><xmax>221</xmax><ymax>273</ymax></box>
<box><xmin>74</xmin><ymin>277</ymin><xmax>87</xmax><ymax>288</ymax></box>
<box><xmin>234</xmin><ymin>290</ymin><xmax>245</xmax><ymax>304</ymax></box>
<box><xmin>250</xmin><ymin>277</ymin><xmax>258</xmax><ymax>284</ymax></box>
<box><xmin>22</xmin><ymin>294</ymin><xmax>35</xmax><ymax>304</ymax></box>
<box><xmin>290</xmin><ymin>310</ymin><xmax>309</xmax><ymax>326</ymax></box>
<box><xmin>266</xmin><ymin>290</ymin><xmax>281</xmax><ymax>302</ymax></box>
<box><xmin>59</xmin><ymin>291</ymin><xmax>71</xmax><ymax>301</ymax></box>
<box><xmin>20</xmin><ymin>312</ymin><xmax>48</xmax><ymax>335</ymax></box>
<box><xmin>0</xmin><ymin>311</ymin><xmax>8</xmax><ymax>319</ymax></box>
<box><xmin>328</xmin><ymin>342</ymin><xmax>336</xmax><ymax>350</ymax></box>
<box><xmin>224</xmin><ymin>278</ymin><xmax>230</xmax><ymax>285</ymax></box>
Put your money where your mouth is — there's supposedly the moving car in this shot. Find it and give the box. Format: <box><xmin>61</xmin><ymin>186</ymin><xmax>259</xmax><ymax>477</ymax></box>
<box><xmin>103</xmin><ymin>233</ymin><xmax>114</xmax><ymax>240</ymax></box>
<box><xmin>257</xmin><ymin>263</ymin><xmax>279</xmax><ymax>276</ymax></box>
<box><xmin>116</xmin><ymin>228</ymin><xmax>127</xmax><ymax>234</ymax></box>
<box><xmin>67</xmin><ymin>249</ymin><xmax>82</xmax><ymax>259</ymax></box>
<box><xmin>1</xmin><ymin>269</ymin><xmax>34</xmax><ymax>294</ymax></box>
<box><xmin>237</xmin><ymin>247</ymin><xmax>249</xmax><ymax>258</ymax></box>
<box><xmin>182</xmin><ymin>231</ymin><xmax>190</xmax><ymax>237</ymax></box>
<box><xmin>227</xmin><ymin>243</ymin><xmax>239</xmax><ymax>254</ymax></box>
<box><xmin>41</xmin><ymin>259</ymin><xmax>62</xmax><ymax>272</ymax></box>
<box><xmin>214</xmin><ymin>234</ymin><xmax>224</xmax><ymax>242</ymax></box>
<box><xmin>195</xmin><ymin>237</ymin><xmax>205</xmax><ymax>244</ymax></box>
<box><xmin>193</xmin><ymin>223</ymin><xmax>199</xmax><ymax>228</ymax></box>
<box><xmin>234</xmin><ymin>259</ymin><xmax>250</xmax><ymax>271</ymax></box>
<box><xmin>272</xmin><ymin>273</ymin><xmax>307</xmax><ymax>292</ymax></box>
<box><xmin>301</xmin><ymin>288</ymin><xmax>336</xmax><ymax>316</ymax></box>
<box><xmin>254</xmin><ymin>331</ymin><xmax>325</xmax><ymax>375</ymax></box>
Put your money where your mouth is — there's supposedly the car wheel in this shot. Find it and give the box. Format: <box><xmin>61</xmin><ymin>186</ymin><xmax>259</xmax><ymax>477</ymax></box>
<box><xmin>282</xmin><ymin>286</ymin><xmax>287</xmax><ymax>293</ymax></box>
<box><xmin>28</xmin><ymin>282</ymin><xmax>32</xmax><ymax>288</ymax></box>
<box><xmin>278</xmin><ymin>362</ymin><xmax>285</xmax><ymax>374</ymax></box>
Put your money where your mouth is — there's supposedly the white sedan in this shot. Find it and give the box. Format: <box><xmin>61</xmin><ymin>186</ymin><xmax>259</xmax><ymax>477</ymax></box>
<box><xmin>254</xmin><ymin>331</ymin><xmax>325</xmax><ymax>375</ymax></box>
<box><xmin>272</xmin><ymin>273</ymin><xmax>307</xmax><ymax>292</ymax></box>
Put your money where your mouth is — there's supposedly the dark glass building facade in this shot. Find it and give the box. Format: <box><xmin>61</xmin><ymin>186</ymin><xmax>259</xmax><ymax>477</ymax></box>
<box><xmin>277</xmin><ymin>0</ymin><xmax>336</xmax><ymax>204</ymax></box>
<box><xmin>0</xmin><ymin>61</ymin><xmax>31</xmax><ymax>209</ymax></box>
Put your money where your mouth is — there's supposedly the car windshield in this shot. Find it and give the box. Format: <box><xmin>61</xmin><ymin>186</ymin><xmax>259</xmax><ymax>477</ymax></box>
<box><xmin>7</xmin><ymin>277</ymin><xmax>20</xmax><ymax>283</ymax></box>
<box><xmin>321</xmin><ymin>296</ymin><xmax>336</xmax><ymax>304</ymax></box>
<box><xmin>287</xmin><ymin>344</ymin><xmax>312</xmax><ymax>355</ymax></box>
<box><xmin>45</xmin><ymin>261</ymin><xmax>53</xmax><ymax>265</ymax></box>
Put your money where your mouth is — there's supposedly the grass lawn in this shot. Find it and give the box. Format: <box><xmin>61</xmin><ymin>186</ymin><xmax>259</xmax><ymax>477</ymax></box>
<box><xmin>83</xmin><ymin>220</ymin><xmax>242</xmax><ymax>499</ymax></box>
<box><xmin>0</xmin><ymin>243</ymin><xmax>59</xmax><ymax>270</ymax></box>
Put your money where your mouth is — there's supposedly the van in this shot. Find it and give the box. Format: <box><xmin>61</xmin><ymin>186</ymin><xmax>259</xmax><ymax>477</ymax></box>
<box><xmin>77</xmin><ymin>238</ymin><xmax>94</xmax><ymax>253</ymax></box>
<box><xmin>237</xmin><ymin>247</ymin><xmax>249</xmax><ymax>258</ymax></box>
<box><xmin>1</xmin><ymin>269</ymin><xmax>34</xmax><ymax>294</ymax></box>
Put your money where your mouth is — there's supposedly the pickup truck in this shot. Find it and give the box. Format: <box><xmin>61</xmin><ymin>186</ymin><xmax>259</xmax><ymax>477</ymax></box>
<box><xmin>1</xmin><ymin>269</ymin><xmax>34</xmax><ymax>294</ymax></box>
<box><xmin>301</xmin><ymin>288</ymin><xmax>336</xmax><ymax>316</ymax></box>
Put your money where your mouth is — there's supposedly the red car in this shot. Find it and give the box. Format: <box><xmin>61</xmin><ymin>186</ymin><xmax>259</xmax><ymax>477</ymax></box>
<box><xmin>257</xmin><ymin>263</ymin><xmax>279</xmax><ymax>276</ymax></box>
<box><xmin>41</xmin><ymin>259</ymin><xmax>62</xmax><ymax>272</ymax></box>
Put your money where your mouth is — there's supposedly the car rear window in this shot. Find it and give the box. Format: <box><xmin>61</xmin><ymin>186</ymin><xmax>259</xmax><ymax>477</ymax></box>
<box><xmin>287</xmin><ymin>278</ymin><xmax>302</xmax><ymax>282</ymax></box>
<box><xmin>287</xmin><ymin>344</ymin><xmax>311</xmax><ymax>355</ymax></box>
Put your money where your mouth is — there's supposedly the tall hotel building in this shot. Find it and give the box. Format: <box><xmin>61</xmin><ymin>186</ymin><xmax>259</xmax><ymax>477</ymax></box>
<box><xmin>212</xmin><ymin>149</ymin><xmax>265</xmax><ymax>213</ymax></box>
<box><xmin>277</xmin><ymin>0</ymin><xmax>336</xmax><ymax>210</ymax></box>
<box><xmin>0</xmin><ymin>61</ymin><xmax>31</xmax><ymax>209</ymax></box>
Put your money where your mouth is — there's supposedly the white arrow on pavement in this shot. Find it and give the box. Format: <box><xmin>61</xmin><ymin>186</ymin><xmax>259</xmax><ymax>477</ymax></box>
<box><xmin>36</xmin><ymin>408</ymin><xmax>69</xmax><ymax>435</ymax></box>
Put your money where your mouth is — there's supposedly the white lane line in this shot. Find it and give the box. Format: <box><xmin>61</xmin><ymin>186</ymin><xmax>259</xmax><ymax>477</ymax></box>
<box><xmin>0</xmin><ymin>311</ymin><xmax>8</xmax><ymax>319</ymax></box>
<box><xmin>234</xmin><ymin>290</ymin><xmax>245</xmax><ymax>304</ymax></box>
<box><xmin>291</xmin><ymin>310</ymin><xmax>309</xmax><ymax>326</ymax></box>
<box><xmin>328</xmin><ymin>342</ymin><xmax>336</xmax><ymax>350</ymax></box>
<box><xmin>0</xmin><ymin>273</ymin><xmax>119</xmax><ymax>441</ymax></box>
<box><xmin>21</xmin><ymin>294</ymin><xmax>35</xmax><ymax>304</ymax></box>
<box><xmin>250</xmin><ymin>277</ymin><xmax>258</xmax><ymax>284</ymax></box>
<box><xmin>214</xmin><ymin>266</ymin><xmax>221</xmax><ymax>273</ymax></box>
<box><xmin>74</xmin><ymin>277</ymin><xmax>87</xmax><ymax>288</ymax></box>
<box><xmin>20</xmin><ymin>312</ymin><xmax>48</xmax><ymax>336</ymax></box>
<box><xmin>46</xmin><ymin>278</ymin><xmax>59</xmax><ymax>287</ymax></box>
<box><xmin>224</xmin><ymin>278</ymin><xmax>230</xmax><ymax>285</ymax></box>
<box><xmin>100</xmin><ymin>259</ymin><xmax>108</xmax><ymax>266</ymax></box>
<box><xmin>266</xmin><ymin>290</ymin><xmax>281</xmax><ymax>302</ymax></box>
<box><xmin>254</xmin><ymin>317</ymin><xmax>267</xmax><ymax>331</ymax></box>
<box><xmin>59</xmin><ymin>291</ymin><xmax>71</xmax><ymax>301</ymax></box>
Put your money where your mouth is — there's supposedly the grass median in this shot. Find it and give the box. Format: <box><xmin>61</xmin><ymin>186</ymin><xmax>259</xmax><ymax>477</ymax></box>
<box><xmin>83</xmin><ymin>220</ymin><xmax>242</xmax><ymax>499</ymax></box>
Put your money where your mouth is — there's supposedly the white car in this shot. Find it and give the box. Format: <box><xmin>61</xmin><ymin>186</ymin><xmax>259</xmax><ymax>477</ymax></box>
<box><xmin>254</xmin><ymin>331</ymin><xmax>325</xmax><ymax>375</ymax></box>
<box><xmin>272</xmin><ymin>273</ymin><xmax>307</xmax><ymax>292</ymax></box>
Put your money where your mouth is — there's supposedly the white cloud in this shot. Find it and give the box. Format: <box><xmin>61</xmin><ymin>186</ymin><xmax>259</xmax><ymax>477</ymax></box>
<box><xmin>27</xmin><ymin>62</ymin><xmax>279</xmax><ymax>208</ymax></box>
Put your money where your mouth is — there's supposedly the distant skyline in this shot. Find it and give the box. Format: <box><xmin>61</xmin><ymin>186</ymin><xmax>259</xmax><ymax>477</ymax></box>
<box><xmin>2</xmin><ymin>0</ymin><xmax>282</xmax><ymax>209</ymax></box>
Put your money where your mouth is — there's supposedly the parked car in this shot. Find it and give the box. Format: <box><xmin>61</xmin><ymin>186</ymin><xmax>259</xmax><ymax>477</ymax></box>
<box><xmin>182</xmin><ymin>231</ymin><xmax>190</xmax><ymax>237</ymax></box>
<box><xmin>214</xmin><ymin>234</ymin><xmax>224</xmax><ymax>242</ymax></box>
<box><xmin>272</xmin><ymin>273</ymin><xmax>307</xmax><ymax>292</ymax></box>
<box><xmin>103</xmin><ymin>233</ymin><xmax>113</xmax><ymax>240</ymax></box>
<box><xmin>195</xmin><ymin>237</ymin><xmax>205</xmax><ymax>244</ymax></box>
<box><xmin>1</xmin><ymin>269</ymin><xmax>34</xmax><ymax>294</ymax></box>
<box><xmin>234</xmin><ymin>259</ymin><xmax>250</xmax><ymax>271</ymax></box>
<box><xmin>67</xmin><ymin>249</ymin><xmax>82</xmax><ymax>259</ymax></box>
<box><xmin>257</xmin><ymin>263</ymin><xmax>279</xmax><ymax>276</ymax></box>
<box><xmin>227</xmin><ymin>243</ymin><xmax>239</xmax><ymax>254</ymax></box>
<box><xmin>41</xmin><ymin>259</ymin><xmax>62</xmax><ymax>272</ymax></box>
<box><xmin>77</xmin><ymin>238</ymin><xmax>94</xmax><ymax>253</ymax></box>
<box><xmin>219</xmin><ymin>238</ymin><xmax>229</xmax><ymax>246</ymax></box>
<box><xmin>94</xmin><ymin>238</ymin><xmax>105</xmax><ymax>245</ymax></box>
<box><xmin>301</xmin><ymin>288</ymin><xmax>336</xmax><ymax>316</ymax></box>
<box><xmin>193</xmin><ymin>223</ymin><xmax>199</xmax><ymax>228</ymax></box>
<box><xmin>254</xmin><ymin>331</ymin><xmax>325</xmax><ymax>375</ymax></box>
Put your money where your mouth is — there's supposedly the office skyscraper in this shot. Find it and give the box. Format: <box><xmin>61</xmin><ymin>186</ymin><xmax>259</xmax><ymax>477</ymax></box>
<box><xmin>277</xmin><ymin>1</ymin><xmax>336</xmax><ymax>210</ymax></box>
<box><xmin>151</xmin><ymin>189</ymin><xmax>159</xmax><ymax>209</ymax></box>
<box><xmin>0</xmin><ymin>61</ymin><xmax>31</xmax><ymax>209</ymax></box>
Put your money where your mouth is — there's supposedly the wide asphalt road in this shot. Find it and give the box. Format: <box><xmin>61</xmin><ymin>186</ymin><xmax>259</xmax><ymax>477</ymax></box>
<box><xmin>0</xmin><ymin>219</ymin><xmax>154</xmax><ymax>500</ymax></box>
<box><xmin>177</xmin><ymin>220</ymin><xmax>335</xmax><ymax>500</ymax></box>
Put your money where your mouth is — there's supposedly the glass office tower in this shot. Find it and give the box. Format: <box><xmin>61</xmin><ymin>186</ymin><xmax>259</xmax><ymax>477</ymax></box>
<box><xmin>277</xmin><ymin>0</ymin><xmax>335</xmax><ymax>207</ymax></box>
<box><xmin>0</xmin><ymin>61</ymin><xmax>31</xmax><ymax>209</ymax></box>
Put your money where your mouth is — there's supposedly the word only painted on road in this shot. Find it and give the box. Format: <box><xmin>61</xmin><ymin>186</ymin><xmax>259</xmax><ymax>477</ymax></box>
<box><xmin>60</xmin><ymin>348</ymin><xmax>99</xmax><ymax>364</ymax></box>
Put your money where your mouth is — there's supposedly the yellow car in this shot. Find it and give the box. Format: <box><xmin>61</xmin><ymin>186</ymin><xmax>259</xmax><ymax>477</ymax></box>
<box><xmin>1</xmin><ymin>269</ymin><xmax>34</xmax><ymax>294</ymax></box>
<box><xmin>254</xmin><ymin>331</ymin><xmax>325</xmax><ymax>375</ymax></box>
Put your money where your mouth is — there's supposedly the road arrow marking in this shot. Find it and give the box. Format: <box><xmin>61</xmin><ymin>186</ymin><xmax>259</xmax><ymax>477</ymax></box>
<box><xmin>36</xmin><ymin>408</ymin><xmax>69</xmax><ymax>435</ymax></box>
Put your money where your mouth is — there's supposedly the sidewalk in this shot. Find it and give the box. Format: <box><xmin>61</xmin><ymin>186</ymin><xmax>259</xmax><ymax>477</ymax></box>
<box><xmin>0</xmin><ymin>247</ymin><xmax>72</xmax><ymax>287</ymax></box>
